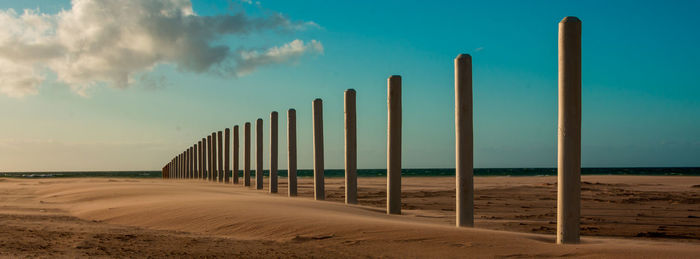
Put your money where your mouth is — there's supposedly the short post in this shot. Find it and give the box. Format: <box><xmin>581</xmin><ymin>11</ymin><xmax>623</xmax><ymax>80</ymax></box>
<box><xmin>387</xmin><ymin>75</ymin><xmax>402</xmax><ymax>215</ymax></box>
<box><xmin>270</xmin><ymin>112</ymin><xmax>279</xmax><ymax>193</ymax></box>
<box><xmin>455</xmin><ymin>54</ymin><xmax>474</xmax><ymax>227</ymax></box>
<box><xmin>233</xmin><ymin>125</ymin><xmax>240</xmax><ymax>184</ymax></box>
<box><xmin>207</xmin><ymin>135</ymin><xmax>213</xmax><ymax>181</ymax></box>
<box><xmin>344</xmin><ymin>89</ymin><xmax>358</xmax><ymax>204</ymax></box>
<box><xmin>287</xmin><ymin>109</ymin><xmax>297</xmax><ymax>197</ymax></box>
<box><xmin>256</xmin><ymin>118</ymin><xmax>264</xmax><ymax>190</ymax></box>
<box><xmin>244</xmin><ymin>122</ymin><xmax>251</xmax><ymax>187</ymax></box>
<box><xmin>218</xmin><ymin>130</ymin><xmax>224</xmax><ymax>182</ymax></box>
<box><xmin>557</xmin><ymin>16</ymin><xmax>582</xmax><ymax>244</ymax></box>
<box><xmin>312</xmin><ymin>99</ymin><xmax>325</xmax><ymax>200</ymax></box>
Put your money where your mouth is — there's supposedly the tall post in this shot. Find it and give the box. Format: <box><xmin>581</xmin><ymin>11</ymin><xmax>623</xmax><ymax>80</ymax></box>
<box><xmin>207</xmin><ymin>135</ymin><xmax>213</xmax><ymax>181</ymax></box>
<box><xmin>190</xmin><ymin>146</ymin><xmax>195</xmax><ymax>179</ymax></box>
<box><xmin>455</xmin><ymin>54</ymin><xmax>474</xmax><ymax>227</ymax></box>
<box><xmin>256</xmin><ymin>118</ymin><xmax>264</xmax><ymax>190</ymax></box>
<box><xmin>287</xmin><ymin>109</ymin><xmax>297</xmax><ymax>197</ymax></box>
<box><xmin>212</xmin><ymin>132</ymin><xmax>218</xmax><ymax>181</ymax></box>
<box><xmin>244</xmin><ymin>123</ymin><xmax>251</xmax><ymax>186</ymax></box>
<box><xmin>387</xmin><ymin>75</ymin><xmax>402</xmax><ymax>215</ymax></box>
<box><xmin>557</xmin><ymin>16</ymin><xmax>582</xmax><ymax>244</ymax></box>
<box><xmin>344</xmin><ymin>89</ymin><xmax>358</xmax><ymax>204</ymax></box>
<box><xmin>201</xmin><ymin>138</ymin><xmax>206</xmax><ymax>180</ymax></box>
<box><xmin>198</xmin><ymin>140</ymin><xmax>203</xmax><ymax>179</ymax></box>
<box><xmin>225</xmin><ymin>128</ymin><xmax>231</xmax><ymax>183</ymax></box>
<box><xmin>270</xmin><ymin>112</ymin><xmax>279</xmax><ymax>193</ymax></box>
<box><xmin>218</xmin><ymin>130</ymin><xmax>224</xmax><ymax>183</ymax></box>
<box><xmin>186</xmin><ymin>149</ymin><xmax>190</xmax><ymax>179</ymax></box>
<box><xmin>193</xmin><ymin>144</ymin><xmax>198</xmax><ymax>179</ymax></box>
<box><xmin>188</xmin><ymin>147</ymin><xmax>192</xmax><ymax>179</ymax></box>
<box><xmin>312</xmin><ymin>99</ymin><xmax>325</xmax><ymax>200</ymax></box>
<box><xmin>233</xmin><ymin>125</ymin><xmax>240</xmax><ymax>184</ymax></box>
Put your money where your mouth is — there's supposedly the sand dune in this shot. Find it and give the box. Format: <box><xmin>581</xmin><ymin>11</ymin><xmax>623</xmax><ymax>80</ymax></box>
<box><xmin>1</xmin><ymin>176</ymin><xmax>698</xmax><ymax>258</ymax></box>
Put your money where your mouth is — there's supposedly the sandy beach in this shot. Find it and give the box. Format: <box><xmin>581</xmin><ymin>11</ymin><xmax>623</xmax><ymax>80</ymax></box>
<box><xmin>1</xmin><ymin>175</ymin><xmax>698</xmax><ymax>258</ymax></box>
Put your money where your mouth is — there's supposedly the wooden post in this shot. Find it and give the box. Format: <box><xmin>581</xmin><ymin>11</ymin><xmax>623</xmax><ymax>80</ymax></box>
<box><xmin>212</xmin><ymin>132</ymin><xmax>218</xmax><ymax>181</ymax></box>
<box><xmin>557</xmin><ymin>16</ymin><xmax>582</xmax><ymax>244</ymax></box>
<box><xmin>193</xmin><ymin>144</ymin><xmax>198</xmax><ymax>179</ymax></box>
<box><xmin>244</xmin><ymin>122</ymin><xmax>251</xmax><ymax>187</ymax></box>
<box><xmin>344</xmin><ymin>89</ymin><xmax>358</xmax><ymax>204</ymax></box>
<box><xmin>189</xmin><ymin>146</ymin><xmax>193</xmax><ymax>179</ymax></box>
<box><xmin>233</xmin><ymin>125</ymin><xmax>240</xmax><ymax>184</ymax></box>
<box><xmin>270</xmin><ymin>112</ymin><xmax>278</xmax><ymax>193</ymax></box>
<box><xmin>201</xmin><ymin>138</ymin><xmax>206</xmax><ymax>180</ymax></box>
<box><xmin>455</xmin><ymin>54</ymin><xmax>474</xmax><ymax>227</ymax></box>
<box><xmin>208</xmin><ymin>135</ymin><xmax>213</xmax><ymax>181</ymax></box>
<box><xmin>387</xmin><ymin>75</ymin><xmax>402</xmax><ymax>215</ymax></box>
<box><xmin>256</xmin><ymin>118</ymin><xmax>264</xmax><ymax>190</ymax></box>
<box><xmin>287</xmin><ymin>109</ymin><xmax>297</xmax><ymax>197</ymax></box>
<box><xmin>225</xmin><ymin>128</ymin><xmax>231</xmax><ymax>183</ymax></box>
<box><xmin>218</xmin><ymin>130</ymin><xmax>224</xmax><ymax>183</ymax></box>
<box><xmin>198</xmin><ymin>140</ymin><xmax>203</xmax><ymax>179</ymax></box>
<box><xmin>312</xmin><ymin>99</ymin><xmax>325</xmax><ymax>200</ymax></box>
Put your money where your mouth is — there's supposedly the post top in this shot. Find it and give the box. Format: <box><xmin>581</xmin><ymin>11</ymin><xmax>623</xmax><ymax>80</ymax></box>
<box><xmin>389</xmin><ymin>75</ymin><xmax>401</xmax><ymax>79</ymax></box>
<box><xmin>456</xmin><ymin>53</ymin><xmax>471</xmax><ymax>60</ymax></box>
<box><xmin>560</xmin><ymin>16</ymin><xmax>581</xmax><ymax>23</ymax></box>
<box><xmin>245</xmin><ymin>122</ymin><xmax>250</xmax><ymax>125</ymax></box>
<box><xmin>271</xmin><ymin>111</ymin><xmax>278</xmax><ymax>115</ymax></box>
<box><xmin>288</xmin><ymin>108</ymin><xmax>296</xmax><ymax>112</ymax></box>
<box><xmin>313</xmin><ymin>98</ymin><xmax>323</xmax><ymax>103</ymax></box>
<box><xmin>257</xmin><ymin>118</ymin><xmax>262</xmax><ymax>121</ymax></box>
<box><xmin>345</xmin><ymin>88</ymin><xmax>356</xmax><ymax>93</ymax></box>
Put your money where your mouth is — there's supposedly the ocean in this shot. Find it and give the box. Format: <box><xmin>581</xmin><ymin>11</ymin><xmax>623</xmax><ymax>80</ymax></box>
<box><xmin>1</xmin><ymin>167</ymin><xmax>699</xmax><ymax>178</ymax></box>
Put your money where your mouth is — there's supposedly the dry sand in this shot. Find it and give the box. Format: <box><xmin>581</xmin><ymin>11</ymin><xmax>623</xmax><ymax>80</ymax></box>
<box><xmin>0</xmin><ymin>175</ymin><xmax>698</xmax><ymax>258</ymax></box>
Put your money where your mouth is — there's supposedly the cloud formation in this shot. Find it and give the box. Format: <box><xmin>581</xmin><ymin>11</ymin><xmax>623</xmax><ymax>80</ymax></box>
<box><xmin>0</xmin><ymin>0</ymin><xmax>322</xmax><ymax>97</ymax></box>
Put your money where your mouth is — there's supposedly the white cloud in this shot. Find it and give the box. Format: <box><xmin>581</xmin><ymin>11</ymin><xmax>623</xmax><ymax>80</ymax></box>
<box><xmin>0</xmin><ymin>0</ymin><xmax>322</xmax><ymax>98</ymax></box>
<box><xmin>236</xmin><ymin>39</ymin><xmax>323</xmax><ymax>76</ymax></box>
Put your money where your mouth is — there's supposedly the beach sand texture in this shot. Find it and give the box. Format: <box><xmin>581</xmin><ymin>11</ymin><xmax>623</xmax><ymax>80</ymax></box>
<box><xmin>0</xmin><ymin>176</ymin><xmax>698</xmax><ymax>258</ymax></box>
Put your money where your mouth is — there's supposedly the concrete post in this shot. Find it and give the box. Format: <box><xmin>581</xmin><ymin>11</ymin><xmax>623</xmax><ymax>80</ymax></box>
<box><xmin>233</xmin><ymin>125</ymin><xmax>240</xmax><ymax>184</ymax></box>
<box><xmin>287</xmin><ymin>109</ymin><xmax>297</xmax><ymax>197</ymax></box>
<box><xmin>387</xmin><ymin>75</ymin><xmax>402</xmax><ymax>215</ymax></box>
<box><xmin>207</xmin><ymin>135</ymin><xmax>213</xmax><ymax>181</ymax></box>
<box><xmin>270</xmin><ymin>112</ymin><xmax>278</xmax><ymax>193</ymax></box>
<box><xmin>256</xmin><ymin>118</ymin><xmax>264</xmax><ymax>190</ymax></box>
<box><xmin>244</xmin><ymin>122</ymin><xmax>251</xmax><ymax>187</ymax></box>
<box><xmin>225</xmin><ymin>128</ymin><xmax>231</xmax><ymax>183</ymax></box>
<box><xmin>312</xmin><ymin>99</ymin><xmax>325</xmax><ymax>200</ymax></box>
<box><xmin>557</xmin><ymin>16</ymin><xmax>582</xmax><ymax>244</ymax></box>
<box><xmin>455</xmin><ymin>54</ymin><xmax>474</xmax><ymax>227</ymax></box>
<box><xmin>344</xmin><ymin>89</ymin><xmax>358</xmax><ymax>204</ymax></box>
<box><xmin>218</xmin><ymin>130</ymin><xmax>223</xmax><ymax>183</ymax></box>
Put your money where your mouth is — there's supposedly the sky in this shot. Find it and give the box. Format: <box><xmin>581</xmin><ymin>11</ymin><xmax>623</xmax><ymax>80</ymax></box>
<box><xmin>0</xmin><ymin>0</ymin><xmax>698</xmax><ymax>171</ymax></box>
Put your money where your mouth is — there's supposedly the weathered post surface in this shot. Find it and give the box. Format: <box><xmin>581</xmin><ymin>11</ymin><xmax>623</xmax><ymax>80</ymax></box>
<box><xmin>244</xmin><ymin>122</ymin><xmax>252</xmax><ymax>187</ymax></box>
<box><xmin>557</xmin><ymin>16</ymin><xmax>582</xmax><ymax>245</ymax></box>
<box><xmin>270</xmin><ymin>112</ymin><xmax>279</xmax><ymax>193</ymax></box>
<box><xmin>256</xmin><ymin>118</ymin><xmax>264</xmax><ymax>190</ymax></box>
<box><xmin>207</xmin><ymin>135</ymin><xmax>213</xmax><ymax>181</ymax></box>
<box><xmin>312</xmin><ymin>99</ymin><xmax>325</xmax><ymax>200</ymax></box>
<box><xmin>455</xmin><ymin>54</ymin><xmax>474</xmax><ymax>227</ymax></box>
<box><xmin>185</xmin><ymin>149</ymin><xmax>190</xmax><ymax>179</ymax></box>
<box><xmin>287</xmin><ymin>109</ymin><xmax>297</xmax><ymax>197</ymax></box>
<box><xmin>344</xmin><ymin>89</ymin><xmax>358</xmax><ymax>204</ymax></box>
<box><xmin>233</xmin><ymin>125</ymin><xmax>240</xmax><ymax>184</ymax></box>
<box><xmin>225</xmin><ymin>128</ymin><xmax>231</xmax><ymax>183</ymax></box>
<box><xmin>387</xmin><ymin>75</ymin><xmax>402</xmax><ymax>215</ymax></box>
<box><xmin>218</xmin><ymin>130</ymin><xmax>224</xmax><ymax>182</ymax></box>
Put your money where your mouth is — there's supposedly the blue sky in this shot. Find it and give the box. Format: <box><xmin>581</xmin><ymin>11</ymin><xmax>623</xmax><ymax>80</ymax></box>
<box><xmin>0</xmin><ymin>0</ymin><xmax>698</xmax><ymax>171</ymax></box>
